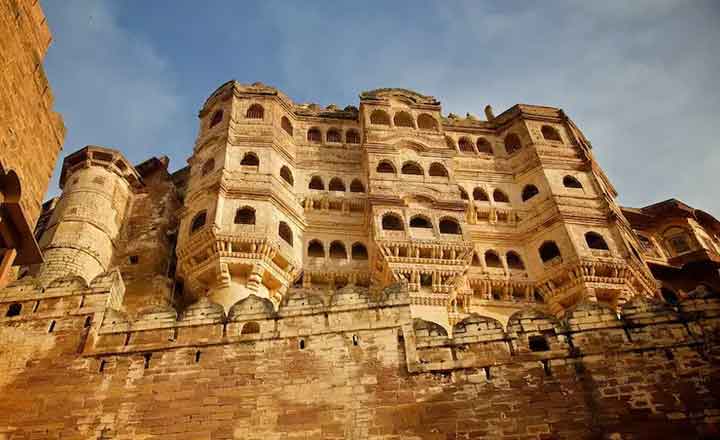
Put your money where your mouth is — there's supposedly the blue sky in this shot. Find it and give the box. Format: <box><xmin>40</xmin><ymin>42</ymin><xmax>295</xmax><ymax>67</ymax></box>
<box><xmin>43</xmin><ymin>1</ymin><xmax>720</xmax><ymax>216</ymax></box>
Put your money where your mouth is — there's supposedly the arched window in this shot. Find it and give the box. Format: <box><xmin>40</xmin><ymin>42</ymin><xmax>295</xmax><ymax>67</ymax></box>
<box><xmin>471</xmin><ymin>253</ymin><xmax>482</xmax><ymax>266</ymax></box>
<box><xmin>278</xmin><ymin>221</ymin><xmax>293</xmax><ymax>246</ymax></box>
<box><xmin>350</xmin><ymin>179</ymin><xmax>365</xmax><ymax>193</ymax></box>
<box><xmin>506</xmin><ymin>251</ymin><xmax>525</xmax><ymax>270</ymax></box>
<box><xmin>328</xmin><ymin>177</ymin><xmax>346</xmax><ymax>192</ymax></box>
<box><xmin>473</xmin><ymin>188</ymin><xmax>489</xmax><ymax>201</ymax></box>
<box><xmin>280</xmin><ymin>166</ymin><xmax>294</xmax><ymax>186</ymax></box>
<box><xmin>281</xmin><ymin>116</ymin><xmax>293</xmax><ymax>135</ymax></box>
<box><xmin>458</xmin><ymin>137</ymin><xmax>474</xmax><ymax>153</ymax></box>
<box><xmin>308</xmin><ymin>176</ymin><xmax>324</xmax><ymax>190</ymax></box>
<box><xmin>439</xmin><ymin>217</ymin><xmax>461</xmax><ymax>234</ymax></box>
<box><xmin>409</xmin><ymin>215</ymin><xmax>433</xmax><ymax>229</ymax></box>
<box><xmin>329</xmin><ymin>241</ymin><xmax>347</xmax><ymax>259</ymax></box>
<box><xmin>307</xmin><ymin>127</ymin><xmax>322</xmax><ymax>144</ymax></box>
<box><xmin>585</xmin><ymin>232</ymin><xmax>609</xmax><ymax>250</ymax></box>
<box><xmin>370</xmin><ymin>110</ymin><xmax>391</xmax><ymax>126</ymax></box>
<box><xmin>493</xmin><ymin>189</ymin><xmax>509</xmax><ymax>203</ymax></box>
<box><xmin>539</xmin><ymin>241</ymin><xmax>562</xmax><ymax>264</ymax></box>
<box><xmin>428</xmin><ymin>163</ymin><xmax>448</xmax><ymax>177</ymax></box>
<box><xmin>234</xmin><ymin>207</ymin><xmax>255</xmax><ymax>225</ymax></box>
<box><xmin>445</xmin><ymin>136</ymin><xmax>456</xmax><ymax>149</ymax></box>
<box><xmin>6</xmin><ymin>303</ymin><xmax>21</xmax><ymax>317</ymax></box>
<box><xmin>563</xmin><ymin>175</ymin><xmax>583</xmax><ymax>189</ymax></box>
<box><xmin>308</xmin><ymin>240</ymin><xmax>325</xmax><ymax>258</ymax></box>
<box><xmin>241</xmin><ymin>321</ymin><xmax>260</xmax><ymax>335</ymax></box>
<box><xmin>240</xmin><ymin>152</ymin><xmax>259</xmax><ymax>166</ymax></box>
<box><xmin>351</xmin><ymin>243</ymin><xmax>368</xmax><ymax>260</ymax></box>
<box><xmin>246</xmin><ymin>104</ymin><xmax>264</xmax><ymax>119</ymax></box>
<box><xmin>376</xmin><ymin>161</ymin><xmax>396</xmax><ymax>174</ymax></box>
<box><xmin>459</xmin><ymin>187</ymin><xmax>469</xmax><ymax>200</ymax></box>
<box><xmin>401</xmin><ymin>162</ymin><xmax>423</xmax><ymax>175</ymax></box>
<box><xmin>393</xmin><ymin>111</ymin><xmax>414</xmax><ymax>128</ymax></box>
<box><xmin>326</xmin><ymin>128</ymin><xmax>341</xmax><ymax>143</ymax></box>
<box><xmin>485</xmin><ymin>250</ymin><xmax>502</xmax><ymax>268</ymax></box>
<box><xmin>504</xmin><ymin>133</ymin><xmax>522</xmax><ymax>154</ymax></box>
<box><xmin>382</xmin><ymin>213</ymin><xmax>404</xmax><ymax>231</ymax></box>
<box><xmin>541</xmin><ymin>125</ymin><xmax>562</xmax><ymax>142</ymax></box>
<box><xmin>201</xmin><ymin>159</ymin><xmax>215</xmax><ymax>176</ymax></box>
<box><xmin>346</xmin><ymin>130</ymin><xmax>360</xmax><ymax>144</ymax></box>
<box><xmin>209</xmin><ymin>110</ymin><xmax>223</xmax><ymax>128</ymax></box>
<box><xmin>190</xmin><ymin>211</ymin><xmax>207</xmax><ymax>234</ymax></box>
<box><xmin>476</xmin><ymin>138</ymin><xmax>493</xmax><ymax>154</ymax></box>
<box><xmin>417</xmin><ymin>114</ymin><xmax>437</xmax><ymax>130</ymax></box>
<box><xmin>521</xmin><ymin>185</ymin><xmax>539</xmax><ymax>202</ymax></box>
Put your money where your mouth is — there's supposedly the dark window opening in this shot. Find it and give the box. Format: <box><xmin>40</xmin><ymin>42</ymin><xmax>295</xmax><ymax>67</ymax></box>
<box><xmin>485</xmin><ymin>251</ymin><xmax>502</xmax><ymax>268</ymax></box>
<box><xmin>242</xmin><ymin>321</ymin><xmax>260</xmax><ymax>335</ymax></box>
<box><xmin>308</xmin><ymin>240</ymin><xmax>325</xmax><ymax>258</ymax></box>
<box><xmin>48</xmin><ymin>320</ymin><xmax>56</xmax><ymax>333</ymax></box>
<box><xmin>563</xmin><ymin>175</ymin><xmax>583</xmax><ymax>189</ymax></box>
<box><xmin>410</xmin><ymin>216</ymin><xmax>433</xmax><ymax>229</ymax></box>
<box><xmin>280</xmin><ymin>166</ymin><xmax>294</xmax><ymax>186</ymax></box>
<box><xmin>506</xmin><ymin>251</ymin><xmax>525</xmax><ymax>270</ymax></box>
<box><xmin>458</xmin><ymin>137</ymin><xmax>474</xmax><ymax>153</ymax></box>
<box><xmin>504</xmin><ymin>133</ymin><xmax>522</xmax><ymax>154</ymax></box>
<box><xmin>129</xmin><ymin>255</ymin><xmax>139</xmax><ymax>265</ymax></box>
<box><xmin>246</xmin><ymin>104</ymin><xmax>264</xmax><ymax>119</ymax></box>
<box><xmin>661</xmin><ymin>288</ymin><xmax>679</xmax><ymax>304</ymax></box>
<box><xmin>309</xmin><ymin>176</ymin><xmax>324</xmax><ymax>190</ymax></box>
<box><xmin>190</xmin><ymin>211</ymin><xmax>207</xmax><ymax>234</ymax></box>
<box><xmin>539</xmin><ymin>241</ymin><xmax>562</xmax><ymax>263</ymax></box>
<box><xmin>476</xmin><ymin>138</ymin><xmax>493</xmax><ymax>154</ymax></box>
<box><xmin>240</xmin><ymin>152</ymin><xmax>259</xmax><ymax>166</ymax></box>
<box><xmin>143</xmin><ymin>353</ymin><xmax>152</xmax><ymax>369</ymax></box>
<box><xmin>370</xmin><ymin>110</ymin><xmax>391</xmax><ymax>125</ymax></box>
<box><xmin>401</xmin><ymin>162</ymin><xmax>423</xmax><ymax>175</ymax></box>
<box><xmin>350</xmin><ymin>179</ymin><xmax>365</xmax><ymax>192</ymax></box>
<box><xmin>521</xmin><ymin>185</ymin><xmax>539</xmax><ymax>202</ymax></box>
<box><xmin>307</xmin><ymin>128</ymin><xmax>322</xmax><ymax>143</ymax></box>
<box><xmin>493</xmin><ymin>189</ymin><xmax>509</xmax><ymax>203</ymax></box>
<box><xmin>473</xmin><ymin>188</ymin><xmax>489</xmax><ymax>201</ymax></box>
<box><xmin>417</xmin><ymin>114</ymin><xmax>437</xmax><ymax>130</ymax></box>
<box><xmin>330</xmin><ymin>241</ymin><xmax>347</xmax><ymax>259</ymax></box>
<box><xmin>6</xmin><ymin>303</ymin><xmax>22</xmax><ymax>317</ymax></box>
<box><xmin>394</xmin><ymin>111</ymin><xmax>414</xmax><ymax>128</ymax></box>
<box><xmin>346</xmin><ymin>130</ymin><xmax>360</xmax><ymax>144</ymax></box>
<box><xmin>439</xmin><ymin>218</ymin><xmax>461</xmax><ymax>234</ymax></box>
<box><xmin>376</xmin><ymin>161</ymin><xmax>396</xmax><ymax>174</ymax></box>
<box><xmin>278</xmin><ymin>222</ymin><xmax>293</xmax><ymax>246</ymax></box>
<box><xmin>585</xmin><ymin>232</ymin><xmax>609</xmax><ymax>250</ymax></box>
<box><xmin>329</xmin><ymin>178</ymin><xmax>346</xmax><ymax>192</ymax></box>
<box><xmin>299</xmin><ymin>338</ymin><xmax>306</xmax><ymax>349</ymax></box>
<box><xmin>234</xmin><ymin>207</ymin><xmax>256</xmax><ymax>225</ymax></box>
<box><xmin>428</xmin><ymin>163</ymin><xmax>448</xmax><ymax>177</ymax></box>
<box><xmin>195</xmin><ymin>350</ymin><xmax>202</xmax><ymax>363</ymax></box>
<box><xmin>529</xmin><ymin>335</ymin><xmax>550</xmax><ymax>352</ymax></box>
<box><xmin>281</xmin><ymin>116</ymin><xmax>293</xmax><ymax>135</ymax></box>
<box><xmin>351</xmin><ymin>243</ymin><xmax>368</xmax><ymax>260</ymax></box>
<box><xmin>326</xmin><ymin>129</ymin><xmax>341</xmax><ymax>143</ymax></box>
<box><xmin>541</xmin><ymin>125</ymin><xmax>562</xmax><ymax>142</ymax></box>
<box><xmin>382</xmin><ymin>214</ymin><xmax>404</xmax><ymax>231</ymax></box>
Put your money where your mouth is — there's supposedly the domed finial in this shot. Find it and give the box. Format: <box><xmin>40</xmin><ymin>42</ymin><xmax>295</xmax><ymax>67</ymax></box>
<box><xmin>484</xmin><ymin>105</ymin><xmax>495</xmax><ymax>121</ymax></box>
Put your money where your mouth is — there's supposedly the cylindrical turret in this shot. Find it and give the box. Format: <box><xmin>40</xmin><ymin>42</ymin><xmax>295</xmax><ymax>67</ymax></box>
<box><xmin>36</xmin><ymin>146</ymin><xmax>141</xmax><ymax>283</ymax></box>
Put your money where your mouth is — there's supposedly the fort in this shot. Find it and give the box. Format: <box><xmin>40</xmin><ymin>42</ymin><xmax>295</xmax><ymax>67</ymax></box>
<box><xmin>1</xmin><ymin>2</ymin><xmax>719</xmax><ymax>439</ymax></box>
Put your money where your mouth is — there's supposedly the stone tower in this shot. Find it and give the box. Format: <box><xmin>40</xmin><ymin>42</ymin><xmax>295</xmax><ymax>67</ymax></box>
<box><xmin>36</xmin><ymin>147</ymin><xmax>140</xmax><ymax>283</ymax></box>
<box><xmin>175</xmin><ymin>82</ymin><xmax>304</xmax><ymax>312</ymax></box>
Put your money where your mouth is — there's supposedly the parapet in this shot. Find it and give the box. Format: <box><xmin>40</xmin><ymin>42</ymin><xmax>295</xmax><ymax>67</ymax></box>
<box><xmin>59</xmin><ymin>146</ymin><xmax>143</xmax><ymax>190</ymax></box>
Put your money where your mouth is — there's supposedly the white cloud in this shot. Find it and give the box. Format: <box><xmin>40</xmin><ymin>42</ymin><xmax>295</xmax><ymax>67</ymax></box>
<box><xmin>43</xmin><ymin>0</ymin><xmax>193</xmax><ymax>195</ymax></box>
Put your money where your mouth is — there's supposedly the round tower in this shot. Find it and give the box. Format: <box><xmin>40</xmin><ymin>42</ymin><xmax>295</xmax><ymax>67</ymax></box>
<box><xmin>36</xmin><ymin>146</ymin><xmax>141</xmax><ymax>283</ymax></box>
